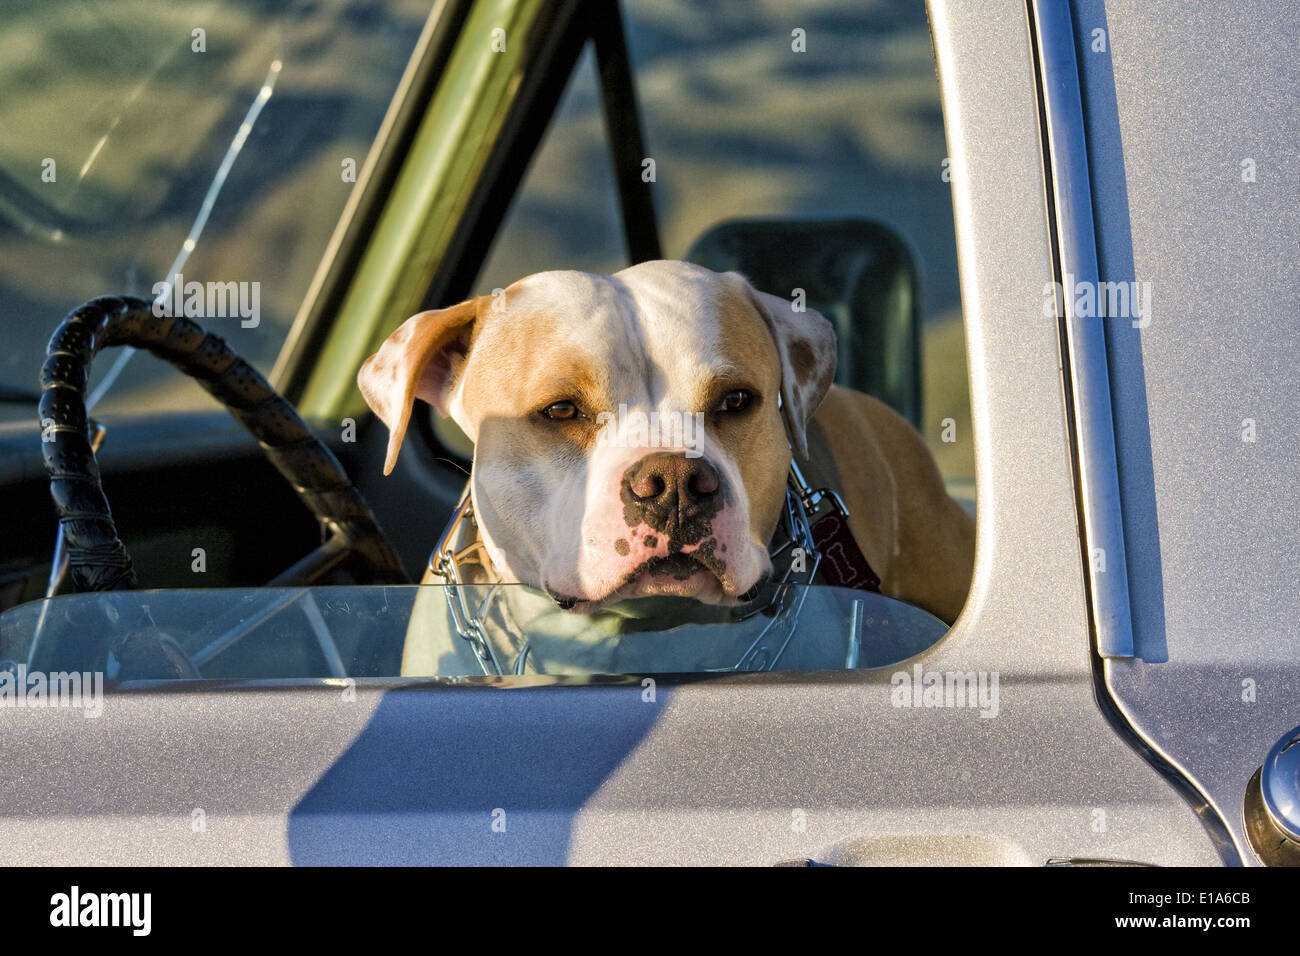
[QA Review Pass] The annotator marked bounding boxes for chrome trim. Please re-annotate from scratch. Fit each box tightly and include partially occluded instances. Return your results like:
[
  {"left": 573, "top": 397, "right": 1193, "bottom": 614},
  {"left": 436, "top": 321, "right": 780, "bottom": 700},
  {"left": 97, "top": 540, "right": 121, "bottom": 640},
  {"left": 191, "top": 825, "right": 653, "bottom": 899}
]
[
  {"left": 1261, "top": 724, "right": 1300, "bottom": 844},
  {"left": 1030, "top": 1, "right": 1135, "bottom": 659}
]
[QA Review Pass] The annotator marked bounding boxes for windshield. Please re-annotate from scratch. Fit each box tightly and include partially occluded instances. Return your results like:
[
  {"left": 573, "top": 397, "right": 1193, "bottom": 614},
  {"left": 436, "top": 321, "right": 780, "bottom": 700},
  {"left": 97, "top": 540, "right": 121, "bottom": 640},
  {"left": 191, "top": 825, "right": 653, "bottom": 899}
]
[
  {"left": 0, "top": 0, "right": 430, "bottom": 421},
  {"left": 0, "top": 584, "right": 947, "bottom": 682}
]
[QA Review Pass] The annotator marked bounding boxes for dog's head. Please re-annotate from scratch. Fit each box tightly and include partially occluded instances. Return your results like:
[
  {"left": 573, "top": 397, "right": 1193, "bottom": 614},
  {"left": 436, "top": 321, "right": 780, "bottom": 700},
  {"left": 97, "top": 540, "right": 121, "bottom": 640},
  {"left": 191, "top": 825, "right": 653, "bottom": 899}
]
[{"left": 358, "top": 260, "right": 836, "bottom": 610}]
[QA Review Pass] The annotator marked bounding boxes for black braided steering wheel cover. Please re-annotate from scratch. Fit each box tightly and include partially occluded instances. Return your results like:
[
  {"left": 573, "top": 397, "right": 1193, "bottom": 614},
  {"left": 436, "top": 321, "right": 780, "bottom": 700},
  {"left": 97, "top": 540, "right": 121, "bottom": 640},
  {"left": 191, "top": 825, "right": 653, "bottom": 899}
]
[{"left": 39, "top": 295, "right": 409, "bottom": 591}]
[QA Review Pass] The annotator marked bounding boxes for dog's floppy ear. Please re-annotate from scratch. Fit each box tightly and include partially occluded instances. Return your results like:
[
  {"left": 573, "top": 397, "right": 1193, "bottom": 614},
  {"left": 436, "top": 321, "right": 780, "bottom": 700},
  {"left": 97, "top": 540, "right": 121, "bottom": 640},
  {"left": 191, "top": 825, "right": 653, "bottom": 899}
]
[
  {"left": 357, "top": 298, "right": 480, "bottom": 475},
  {"left": 728, "top": 274, "right": 837, "bottom": 459}
]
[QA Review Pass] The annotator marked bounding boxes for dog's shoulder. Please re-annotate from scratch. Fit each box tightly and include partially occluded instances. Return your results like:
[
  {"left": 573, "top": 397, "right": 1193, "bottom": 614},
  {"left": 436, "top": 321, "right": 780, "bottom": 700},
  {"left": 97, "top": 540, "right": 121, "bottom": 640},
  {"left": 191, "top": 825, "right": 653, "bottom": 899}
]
[
  {"left": 812, "top": 384, "right": 934, "bottom": 493},
  {"left": 815, "top": 385, "right": 934, "bottom": 482}
]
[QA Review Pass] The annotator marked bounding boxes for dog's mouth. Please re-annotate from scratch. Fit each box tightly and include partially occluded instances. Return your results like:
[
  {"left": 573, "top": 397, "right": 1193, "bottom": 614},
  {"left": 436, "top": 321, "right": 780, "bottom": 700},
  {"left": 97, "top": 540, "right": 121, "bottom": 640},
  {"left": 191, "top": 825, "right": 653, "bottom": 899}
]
[
  {"left": 550, "top": 547, "right": 742, "bottom": 611},
  {"left": 622, "top": 543, "right": 731, "bottom": 592},
  {"left": 605, "top": 549, "right": 723, "bottom": 603},
  {"left": 641, "top": 552, "right": 711, "bottom": 581}
]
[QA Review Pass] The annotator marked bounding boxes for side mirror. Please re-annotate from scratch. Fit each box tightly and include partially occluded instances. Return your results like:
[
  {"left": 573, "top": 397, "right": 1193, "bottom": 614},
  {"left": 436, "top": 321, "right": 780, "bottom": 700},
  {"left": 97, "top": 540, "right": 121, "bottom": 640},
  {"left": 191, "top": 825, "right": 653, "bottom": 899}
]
[{"left": 686, "top": 218, "right": 923, "bottom": 427}]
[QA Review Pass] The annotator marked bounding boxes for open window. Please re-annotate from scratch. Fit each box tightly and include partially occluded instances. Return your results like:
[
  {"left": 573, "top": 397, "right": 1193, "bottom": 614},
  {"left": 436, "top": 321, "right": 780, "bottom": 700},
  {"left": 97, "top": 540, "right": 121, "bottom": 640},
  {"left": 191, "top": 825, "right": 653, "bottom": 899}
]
[
  {"left": 405, "top": 0, "right": 976, "bottom": 674},
  {"left": 0, "top": 0, "right": 976, "bottom": 682}
]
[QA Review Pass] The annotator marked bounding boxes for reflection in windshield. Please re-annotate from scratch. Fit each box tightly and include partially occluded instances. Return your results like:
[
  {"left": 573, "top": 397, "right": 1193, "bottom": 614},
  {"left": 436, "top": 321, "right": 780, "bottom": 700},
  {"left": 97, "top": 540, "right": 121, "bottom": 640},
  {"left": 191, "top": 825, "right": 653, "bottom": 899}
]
[
  {"left": 87, "top": 59, "right": 285, "bottom": 412},
  {"left": 0, "top": 585, "right": 947, "bottom": 682},
  {"left": 0, "top": 0, "right": 431, "bottom": 420}
]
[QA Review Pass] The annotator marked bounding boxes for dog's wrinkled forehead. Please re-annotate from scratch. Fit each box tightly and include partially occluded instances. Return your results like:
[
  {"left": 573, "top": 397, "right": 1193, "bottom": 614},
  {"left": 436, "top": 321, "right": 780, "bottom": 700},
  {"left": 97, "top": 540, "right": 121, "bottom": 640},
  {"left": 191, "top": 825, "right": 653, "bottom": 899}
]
[
  {"left": 477, "top": 261, "right": 774, "bottom": 397},
  {"left": 480, "top": 269, "right": 641, "bottom": 368}
]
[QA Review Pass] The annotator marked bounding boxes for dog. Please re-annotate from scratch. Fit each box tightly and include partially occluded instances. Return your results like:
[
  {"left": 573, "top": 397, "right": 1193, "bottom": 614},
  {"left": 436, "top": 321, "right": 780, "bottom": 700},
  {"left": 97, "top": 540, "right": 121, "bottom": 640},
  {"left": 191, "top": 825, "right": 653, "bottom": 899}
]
[{"left": 358, "top": 260, "right": 974, "bottom": 638}]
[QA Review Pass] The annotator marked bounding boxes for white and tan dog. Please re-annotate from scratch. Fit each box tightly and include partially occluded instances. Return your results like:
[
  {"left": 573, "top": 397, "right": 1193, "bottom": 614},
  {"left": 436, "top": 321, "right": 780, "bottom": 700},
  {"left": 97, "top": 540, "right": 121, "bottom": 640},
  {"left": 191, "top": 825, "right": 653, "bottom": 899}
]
[{"left": 358, "top": 260, "right": 973, "bottom": 627}]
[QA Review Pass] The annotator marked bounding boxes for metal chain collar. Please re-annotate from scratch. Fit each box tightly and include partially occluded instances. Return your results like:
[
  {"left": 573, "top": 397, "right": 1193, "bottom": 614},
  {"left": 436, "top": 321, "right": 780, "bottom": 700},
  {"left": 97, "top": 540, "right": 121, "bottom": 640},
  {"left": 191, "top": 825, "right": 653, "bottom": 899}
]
[{"left": 428, "top": 461, "right": 842, "bottom": 676}]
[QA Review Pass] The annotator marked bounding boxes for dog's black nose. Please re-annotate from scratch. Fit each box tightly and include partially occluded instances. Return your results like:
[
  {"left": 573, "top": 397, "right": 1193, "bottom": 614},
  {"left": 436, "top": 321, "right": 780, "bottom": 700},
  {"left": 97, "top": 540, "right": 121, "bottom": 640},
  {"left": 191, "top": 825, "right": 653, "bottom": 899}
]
[
  {"left": 626, "top": 452, "right": 719, "bottom": 505},
  {"left": 621, "top": 454, "right": 722, "bottom": 539}
]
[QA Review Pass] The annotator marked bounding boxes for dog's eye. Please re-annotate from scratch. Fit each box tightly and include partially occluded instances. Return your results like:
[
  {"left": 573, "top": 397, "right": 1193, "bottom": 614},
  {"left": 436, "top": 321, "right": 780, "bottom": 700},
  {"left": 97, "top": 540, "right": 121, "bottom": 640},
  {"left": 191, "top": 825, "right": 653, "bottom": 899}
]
[
  {"left": 542, "top": 400, "right": 580, "bottom": 421},
  {"left": 715, "top": 389, "right": 752, "bottom": 413}
]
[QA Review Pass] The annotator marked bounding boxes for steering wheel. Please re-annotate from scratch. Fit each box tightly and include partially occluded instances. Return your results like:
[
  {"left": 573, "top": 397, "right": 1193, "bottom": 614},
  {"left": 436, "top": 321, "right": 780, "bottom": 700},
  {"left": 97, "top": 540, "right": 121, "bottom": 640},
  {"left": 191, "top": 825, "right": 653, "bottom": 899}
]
[{"left": 39, "top": 295, "right": 410, "bottom": 595}]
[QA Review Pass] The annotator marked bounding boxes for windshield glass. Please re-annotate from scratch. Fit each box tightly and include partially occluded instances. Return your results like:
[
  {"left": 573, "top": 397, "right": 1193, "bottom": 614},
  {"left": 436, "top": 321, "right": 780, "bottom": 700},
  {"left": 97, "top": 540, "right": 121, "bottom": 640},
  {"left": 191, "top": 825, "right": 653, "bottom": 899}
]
[
  {"left": 0, "top": 0, "right": 430, "bottom": 421},
  {"left": 0, "top": 584, "right": 947, "bottom": 682}
]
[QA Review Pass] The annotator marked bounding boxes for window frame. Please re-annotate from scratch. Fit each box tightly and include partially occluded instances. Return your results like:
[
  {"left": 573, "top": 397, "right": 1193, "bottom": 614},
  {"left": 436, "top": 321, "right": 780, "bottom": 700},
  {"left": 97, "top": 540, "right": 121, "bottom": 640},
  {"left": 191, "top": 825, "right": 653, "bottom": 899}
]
[{"left": 274, "top": 0, "right": 660, "bottom": 423}]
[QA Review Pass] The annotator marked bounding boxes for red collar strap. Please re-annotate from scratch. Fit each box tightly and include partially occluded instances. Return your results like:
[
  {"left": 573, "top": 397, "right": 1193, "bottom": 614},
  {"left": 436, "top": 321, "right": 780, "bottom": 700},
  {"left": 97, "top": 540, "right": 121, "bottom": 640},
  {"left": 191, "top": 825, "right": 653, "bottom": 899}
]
[{"left": 811, "top": 506, "right": 881, "bottom": 592}]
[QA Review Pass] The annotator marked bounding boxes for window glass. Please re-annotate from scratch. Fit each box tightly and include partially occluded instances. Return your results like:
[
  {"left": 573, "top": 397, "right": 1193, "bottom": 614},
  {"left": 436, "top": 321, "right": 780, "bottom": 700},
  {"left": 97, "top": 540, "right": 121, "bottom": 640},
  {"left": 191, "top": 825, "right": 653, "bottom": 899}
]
[
  {"left": 476, "top": 46, "right": 625, "bottom": 291},
  {"left": 0, "top": 0, "right": 431, "bottom": 422}
]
